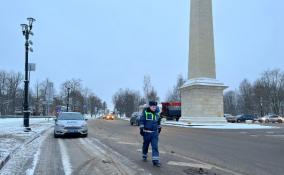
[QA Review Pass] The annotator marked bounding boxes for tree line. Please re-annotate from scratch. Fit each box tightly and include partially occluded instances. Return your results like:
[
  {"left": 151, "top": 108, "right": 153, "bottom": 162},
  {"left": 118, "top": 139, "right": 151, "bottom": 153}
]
[
  {"left": 112, "top": 74, "right": 185, "bottom": 117},
  {"left": 224, "top": 69, "right": 284, "bottom": 116},
  {"left": 0, "top": 70, "right": 106, "bottom": 116},
  {"left": 5, "top": 68, "right": 281, "bottom": 118}
]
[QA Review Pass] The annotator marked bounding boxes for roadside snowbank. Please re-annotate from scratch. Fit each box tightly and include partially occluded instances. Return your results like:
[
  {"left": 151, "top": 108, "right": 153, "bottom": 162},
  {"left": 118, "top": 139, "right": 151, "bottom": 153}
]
[
  {"left": 0, "top": 118, "right": 53, "bottom": 170},
  {"left": 162, "top": 121, "right": 276, "bottom": 129},
  {"left": 120, "top": 117, "right": 130, "bottom": 121}
]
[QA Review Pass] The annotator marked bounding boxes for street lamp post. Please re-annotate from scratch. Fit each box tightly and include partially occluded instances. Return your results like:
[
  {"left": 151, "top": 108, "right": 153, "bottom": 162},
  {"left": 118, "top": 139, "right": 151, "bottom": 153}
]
[
  {"left": 21, "top": 17, "right": 35, "bottom": 130},
  {"left": 67, "top": 87, "right": 70, "bottom": 112},
  {"left": 260, "top": 97, "right": 263, "bottom": 117}
]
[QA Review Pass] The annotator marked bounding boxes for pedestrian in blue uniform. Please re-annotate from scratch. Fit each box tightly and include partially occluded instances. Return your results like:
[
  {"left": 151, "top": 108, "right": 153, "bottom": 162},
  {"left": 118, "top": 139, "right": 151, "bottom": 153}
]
[{"left": 139, "top": 101, "right": 162, "bottom": 167}]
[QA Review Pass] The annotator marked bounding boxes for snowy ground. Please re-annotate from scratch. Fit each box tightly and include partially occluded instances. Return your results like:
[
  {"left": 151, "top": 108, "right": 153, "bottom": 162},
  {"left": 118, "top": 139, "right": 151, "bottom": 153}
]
[
  {"left": 119, "top": 117, "right": 276, "bottom": 129},
  {"left": 0, "top": 118, "right": 53, "bottom": 171},
  {"left": 163, "top": 121, "right": 277, "bottom": 129},
  {"left": 120, "top": 116, "right": 130, "bottom": 121}
]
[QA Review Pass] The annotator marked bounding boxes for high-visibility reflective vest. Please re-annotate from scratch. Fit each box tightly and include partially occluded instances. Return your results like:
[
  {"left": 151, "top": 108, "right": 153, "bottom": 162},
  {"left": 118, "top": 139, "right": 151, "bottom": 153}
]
[{"left": 145, "top": 111, "right": 157, "bottom": 121}]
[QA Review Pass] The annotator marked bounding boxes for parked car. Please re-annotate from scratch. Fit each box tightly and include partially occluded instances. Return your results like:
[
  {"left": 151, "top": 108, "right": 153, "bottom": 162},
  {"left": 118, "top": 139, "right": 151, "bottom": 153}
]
[
  {"left": 54, "top": 112, "right": 88, "bottom": 138},
  {"left": 130, "top": 112, "right": 141, "bottom": 126},
  {"left": 259, "top": 115, "right": 283, "bottom": 123},
  {"left": 236, "top": 114, "right": 258, "bottom": 123},
  {"left": 224, "top": 114, "right": 237, "bottom": 123}
]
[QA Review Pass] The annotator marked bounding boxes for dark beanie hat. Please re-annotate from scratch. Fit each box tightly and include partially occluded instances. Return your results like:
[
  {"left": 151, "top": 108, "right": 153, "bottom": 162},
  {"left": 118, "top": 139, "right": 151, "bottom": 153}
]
[{"left": 149, "top": 101, "right": 157, "bottom": 106}]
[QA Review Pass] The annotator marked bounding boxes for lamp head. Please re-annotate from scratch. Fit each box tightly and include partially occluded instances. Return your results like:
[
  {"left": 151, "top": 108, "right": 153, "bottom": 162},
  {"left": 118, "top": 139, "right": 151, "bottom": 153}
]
[
  {"left": 20, "top": 24, "right": 28, "bottom": 35},
  {"left": 27, "top": 17, "right": 36, "bottom": 30}
]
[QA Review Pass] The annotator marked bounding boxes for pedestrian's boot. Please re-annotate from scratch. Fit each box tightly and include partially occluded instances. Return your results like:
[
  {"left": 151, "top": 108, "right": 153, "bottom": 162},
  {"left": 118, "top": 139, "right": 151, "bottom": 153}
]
[
  {"left": 142, "top": 155, "right": 147, "bottom": 162},
  {"left": 153, "top": 161, "right": 161, "bottom": 167}
]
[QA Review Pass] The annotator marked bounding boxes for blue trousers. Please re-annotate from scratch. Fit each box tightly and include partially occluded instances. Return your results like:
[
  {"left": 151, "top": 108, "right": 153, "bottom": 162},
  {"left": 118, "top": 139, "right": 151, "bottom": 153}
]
[{"left": 142, "top": 131, "right": 159, "bottom": 162}]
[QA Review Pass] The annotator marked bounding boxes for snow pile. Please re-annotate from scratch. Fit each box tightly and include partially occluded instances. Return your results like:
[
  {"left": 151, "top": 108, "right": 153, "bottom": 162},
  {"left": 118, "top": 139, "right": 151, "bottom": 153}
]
[
  {"left": 0, "top": 118, "right": 53, "bottom": 168},
  {"left": 162, "top": 121, "right": 276, "bottom": 129},
  {"left": 120, "top": 116, "right": 130, "bottom": 121}
]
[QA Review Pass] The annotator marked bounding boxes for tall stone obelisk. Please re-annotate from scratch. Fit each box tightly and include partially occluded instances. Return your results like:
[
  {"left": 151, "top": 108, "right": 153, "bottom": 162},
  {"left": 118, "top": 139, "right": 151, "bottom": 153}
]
[{"left": 180, "top": 0, "right": 227, "bottom": 123}]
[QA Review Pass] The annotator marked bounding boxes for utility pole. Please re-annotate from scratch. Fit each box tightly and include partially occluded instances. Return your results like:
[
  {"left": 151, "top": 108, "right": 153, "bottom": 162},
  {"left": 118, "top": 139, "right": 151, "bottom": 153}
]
[
  {"left": 260, "top": 97, "right": 263, "bottom": 117},
  {"left": 67, "top": 87, "right": 70, "bottom": 112},
  {"left": 20, "top": 17, "right": 35, "bottom": 131}
]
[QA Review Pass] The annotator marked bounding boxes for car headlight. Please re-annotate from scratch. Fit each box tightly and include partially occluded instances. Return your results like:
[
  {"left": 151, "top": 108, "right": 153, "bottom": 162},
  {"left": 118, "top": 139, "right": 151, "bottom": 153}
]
[{"left": 56, "top": 124, "right": 65, "bottom": 127}]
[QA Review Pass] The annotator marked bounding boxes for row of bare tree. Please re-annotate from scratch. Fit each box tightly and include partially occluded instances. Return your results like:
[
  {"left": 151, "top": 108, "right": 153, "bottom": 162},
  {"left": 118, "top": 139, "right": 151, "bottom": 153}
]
[
  {"left": 0, "top": 71, "right": 23, "bottom": 115},
  {"left": 112, "top": 75, "right": 160, "bottom": 117},
  {"left": 0, "top": 70, "right": 106, "bottom": 116},
  {"left": 112, "top": 75, "right": 185, "bottom": 117},
  {"left": 224, "top": 69, "right": 284, "bottom": 116}
]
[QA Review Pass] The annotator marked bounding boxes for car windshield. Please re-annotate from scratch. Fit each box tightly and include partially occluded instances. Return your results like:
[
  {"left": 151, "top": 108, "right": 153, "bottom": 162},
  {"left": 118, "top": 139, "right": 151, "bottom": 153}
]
[{"left": 58, "top": 113, "right": 84, "bottom": 120}]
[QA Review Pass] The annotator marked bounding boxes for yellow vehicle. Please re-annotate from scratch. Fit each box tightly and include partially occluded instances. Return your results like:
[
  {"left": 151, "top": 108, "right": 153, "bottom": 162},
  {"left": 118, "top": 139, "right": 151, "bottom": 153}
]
[{"left": 103, "top": 114, "right": 115, "bottom": 120}]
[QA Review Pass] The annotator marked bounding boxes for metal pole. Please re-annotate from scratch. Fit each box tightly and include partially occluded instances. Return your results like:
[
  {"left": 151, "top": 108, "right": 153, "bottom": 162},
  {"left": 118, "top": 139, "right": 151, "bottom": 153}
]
[
  {"left": 260, "top": 97, "right": 263, "bottom": 117},
  {"left": 67, "top": 88, "right": 70, "bottom": 112},
  {"left": 23, "top": 36, "right": 30, "bottom": 129}
]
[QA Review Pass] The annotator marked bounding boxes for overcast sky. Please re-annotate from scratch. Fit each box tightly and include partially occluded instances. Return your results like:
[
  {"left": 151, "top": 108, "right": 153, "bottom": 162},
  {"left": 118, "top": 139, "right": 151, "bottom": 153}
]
[{"left": 1, "top": 0, "right": 283, "bottom": 109}]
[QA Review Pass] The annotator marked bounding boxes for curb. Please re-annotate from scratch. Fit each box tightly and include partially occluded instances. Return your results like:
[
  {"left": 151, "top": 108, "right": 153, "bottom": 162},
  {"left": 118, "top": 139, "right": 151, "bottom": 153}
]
[{"left": 0, "top": 126, "right": 52, "bottom": 170}]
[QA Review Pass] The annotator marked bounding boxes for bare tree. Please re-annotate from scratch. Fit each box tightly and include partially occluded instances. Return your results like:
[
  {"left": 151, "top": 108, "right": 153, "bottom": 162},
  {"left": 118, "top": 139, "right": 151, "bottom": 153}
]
[
  {"left": 143, "top": 75, "right": 159, "bottom": 102},
  {"left": 6, "top": 72, "right": 23, "bottom": 114},
  {"left": 88, "top": 93, "right": 103, "bottom": 116},
  {"left": 223, "top": 69, "right": 284, "bottom": 116},
  {"left": 143, "top": 75, "right": 151, "bottom": 102},
  {"left": 0, "top": 71, "right": 8, "bottom": 115},
  {"left": 147, "top": 87, "right": 159, "bottom": 102},
  {"left": 165, "top": 74, "right": 185, "bottom": 102},
  {"left": 256, "top": 69, "right": 284, "bottom": 115},
  {"left": 38, "top": 79, "right": 54, "bottom": 115},
  {"left": 238, "top": 79, "right": 255, "bottom": 114},
  {"left": 223, "top": 90, "right": 238, "bottom": 115},
  {"left": 60, "top": 79, "right": 83, "bottom": 112},
  {"left": 102, "top": 101, "right": 107, "bottom": 114},
  {"left": 113, "top": 88, "right": 142, "bottom": 117}
]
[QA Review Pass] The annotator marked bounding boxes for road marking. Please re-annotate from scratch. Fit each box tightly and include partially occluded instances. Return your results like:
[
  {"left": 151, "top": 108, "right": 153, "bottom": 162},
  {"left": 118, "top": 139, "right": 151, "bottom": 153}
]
[
  {"left": 58, "top": 139, "right": 72, "bottom": 175},
  {"left": 265, "top": 134, "right": 284, "bottom": 138},
  {"left": 239, "top": 131, "right": 247, "bottom": 134},
  {"left": 167, "top": 161, "right": 212, "bottom": 169},
  {"left": 117, "top": 141, "right": 139, "bottom": 145},
  {"left": 25, "top": 129, "right": 49, "bottom": 175},
  {"left": 249, "top": 135, "right": 259, "bottom": 137},
  {"left": 266, "top": 131, "right": 274, "bottom": 134},
  {"left": 136, "top": 149, "right": 166, "bottom": 154}
]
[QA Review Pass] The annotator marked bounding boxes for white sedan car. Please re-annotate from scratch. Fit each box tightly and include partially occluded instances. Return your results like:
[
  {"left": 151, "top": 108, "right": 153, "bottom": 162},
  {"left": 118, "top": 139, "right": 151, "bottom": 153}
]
[
  {"left": 54, "top": 112, "right": 88, "bottom": 138},
  {"left": 258, "top": 115, "right": 283, "bottom": 123}
]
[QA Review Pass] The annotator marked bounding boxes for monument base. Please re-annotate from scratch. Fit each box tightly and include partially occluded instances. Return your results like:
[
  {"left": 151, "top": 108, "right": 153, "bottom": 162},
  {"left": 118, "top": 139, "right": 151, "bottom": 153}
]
[{"left": 180, "top": 78, "right": 228, "bottom": 123}]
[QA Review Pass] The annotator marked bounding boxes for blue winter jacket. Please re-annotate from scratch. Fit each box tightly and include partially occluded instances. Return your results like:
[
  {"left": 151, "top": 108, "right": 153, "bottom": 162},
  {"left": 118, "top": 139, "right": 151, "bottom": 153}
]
[{"left": 140, "top": 107, "right": 161, "bottom": 132}]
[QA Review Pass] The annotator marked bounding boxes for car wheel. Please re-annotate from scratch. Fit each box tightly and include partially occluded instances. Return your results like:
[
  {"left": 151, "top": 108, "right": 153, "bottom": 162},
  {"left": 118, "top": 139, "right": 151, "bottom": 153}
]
[
  {"left": 237, "top": 119, "right": 241, "bottom": 123},
  {"left": 82, "top": 133, "right": 88, "bottom": 138},
  {"left": 278, "top": 120, "right": 283, "bottom": 123},
  {"left": 54, "top": 132, "right": 59, "bottom": 138},
  {"left": 130, "top": 122, "right": 134, "bottom": 126},
  {"left": 265, "top": 119, "right": 269, "bottom": 123}
]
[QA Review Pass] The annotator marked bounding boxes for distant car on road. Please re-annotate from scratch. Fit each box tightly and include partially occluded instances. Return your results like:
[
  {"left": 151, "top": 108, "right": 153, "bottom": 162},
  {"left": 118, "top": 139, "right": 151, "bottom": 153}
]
[
  {"left": 224, "top": 114, "right": 237, "bottom": 123},
  {"left": 236, "top": 114, "right": 258, "bottom": 123},
  {"left": 130, "top": 112, "right": 141, "bottom": 126},
  {"left": 103, "top": 114, "right": 115, "bottom": 120},
  {"left": 54, "top": 112, "right": 88, "bottom": 138},
  {"left": 259, "top": 115, "right": 283, "bottom": 123}
]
